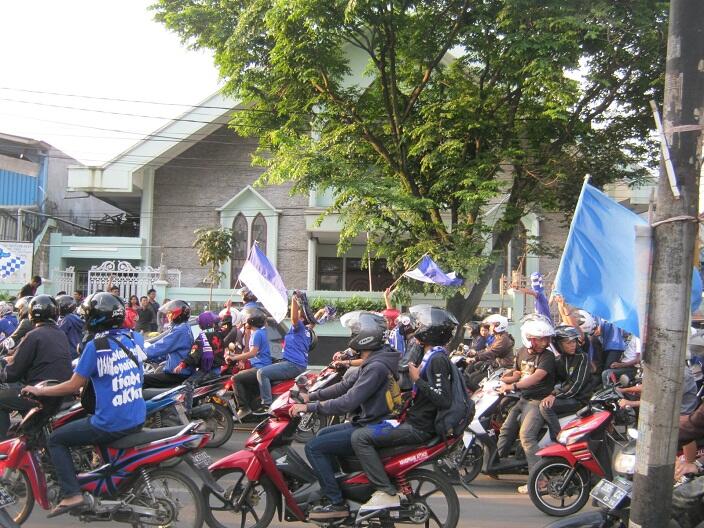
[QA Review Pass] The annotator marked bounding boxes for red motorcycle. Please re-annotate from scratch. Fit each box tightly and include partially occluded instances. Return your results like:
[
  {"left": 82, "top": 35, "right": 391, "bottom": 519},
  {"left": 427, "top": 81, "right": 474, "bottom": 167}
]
[
  {"left": 0, "top": 389, "right": 214, "bottom": 527},
  {"left": 526, "top": 385, "right": 632, "bottom": 517},
  {"left": 201, "top": 389, "right": 461, "bottom": 528}
]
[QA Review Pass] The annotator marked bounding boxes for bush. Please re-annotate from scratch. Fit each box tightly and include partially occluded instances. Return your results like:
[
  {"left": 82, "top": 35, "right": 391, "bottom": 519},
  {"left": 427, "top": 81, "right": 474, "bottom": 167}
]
[{"left": 309, "top": 296, "right": 385, "bottom": 314}]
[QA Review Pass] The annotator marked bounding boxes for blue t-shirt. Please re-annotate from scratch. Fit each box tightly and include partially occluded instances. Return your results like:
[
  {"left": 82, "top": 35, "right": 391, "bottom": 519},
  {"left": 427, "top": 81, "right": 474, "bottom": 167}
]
[
  {"left": 283, "top": 321, "right": 311, "bottom": 368},
  {"left": 0, "top": 315, "right": 18, "bottom": 342},
  {"left": 76, "top": 329, "right": 147, "bottom": 432},
  {"left": 599, "top": 321, "right": 626, "bottom": 351},
  {"left": 387, "top": 327, "right": 406, "bottom": 356},
  {"left": 249, "top": 327, "right": 272, "bottom": 369}
]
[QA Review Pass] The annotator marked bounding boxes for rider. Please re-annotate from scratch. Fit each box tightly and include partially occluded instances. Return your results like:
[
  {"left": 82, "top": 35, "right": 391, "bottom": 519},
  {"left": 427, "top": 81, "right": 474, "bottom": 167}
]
[
  {"left": 465, "top": 314, "right": 515, "bottom": 391},
  {"left": 0, "top": 302, "right": 18, "bottom": 346},
  {"left": 256, "top": 293, "right": 318, "bottom": 410},
  {"left": 143, "top": 300, "right": 194, "bottom": 388},
  {"left": 350, "top": 305, "right": 458, "bottom": 511},
  {"left": 496, "top": 316, "right": 556, "bottom": 493},
  {"left": 174, "top": 310, "right": 225, "bottom": 383},
  {"left": 56, "top": 294, "right": 84, "bottom": 358},
  {"left": 288, "top": 311, "right": 399, "bottom": 520},
  {"left": 1, "top": 296, "right": 34, "bottom": 353},
  {"left": 229, "top": 307, "right": 272, "bottom": 418},
  {"left": 0, "top": 295, "right": 73, "bottom": 440},
  {"left": 540, "top": 325, "right": 591, "bottom": 441},
  {"left": 22, "top": 292, "right": 146, "bottom": 517}
]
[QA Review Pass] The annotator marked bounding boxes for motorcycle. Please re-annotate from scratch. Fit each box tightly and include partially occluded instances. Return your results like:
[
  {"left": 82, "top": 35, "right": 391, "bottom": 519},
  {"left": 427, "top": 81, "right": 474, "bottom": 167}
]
[
  {"left": 527, "top": 384, "right": 635, "bottom": 517},
  {"left": 200, "top": 388, "right": 461, "bottom": 528},
  {"left": 435, "top": 367, "right": 575, "bottom": 485},
  {"left": 0, "top": 386, "right": 216, "bottom": 526}
]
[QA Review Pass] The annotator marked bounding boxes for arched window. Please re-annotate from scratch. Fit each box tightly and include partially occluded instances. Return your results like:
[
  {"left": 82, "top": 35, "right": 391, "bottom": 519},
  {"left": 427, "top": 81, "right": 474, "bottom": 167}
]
[
  {"left": 251, "top": 213, "right": 267, "bottom": 254},
  {"left": 231, "top": 214, "right": 248, "bottom": 287}
]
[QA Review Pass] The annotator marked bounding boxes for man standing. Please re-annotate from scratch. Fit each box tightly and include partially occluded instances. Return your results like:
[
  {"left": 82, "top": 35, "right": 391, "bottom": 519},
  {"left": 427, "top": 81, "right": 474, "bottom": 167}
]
[
  {"left": 147, "top": 289, "right": 160, "bottom": 331},
  {"left": 18, "top": 275, "right": 41, "bottom": 298}
]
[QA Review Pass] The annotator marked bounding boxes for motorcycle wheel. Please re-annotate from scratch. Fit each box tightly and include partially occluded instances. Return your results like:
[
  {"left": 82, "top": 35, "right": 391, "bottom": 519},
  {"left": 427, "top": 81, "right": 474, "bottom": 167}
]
[
  {"left": 405, "top": 468, "right": 460, "bottom": 528},
  {"left": 527, "top": 457, "right": 591, "bottom": 517},
  {"left": 131, "top": 468, "right": 204, "bottom": 528},
  {"left": 204, "top": 404, "right": 235, "bottom": 448},
  {"left": 433, "top": 442, "right": 484, "bottom": 485},
  {"left": 294, "top": 412, "right": 321, "bottom": 443},
  {"left": 202, "top": 469, "right": 277, "bottom": 528},
  {"left": 0, "top": 469, "right": 33, "bottom": 525}
]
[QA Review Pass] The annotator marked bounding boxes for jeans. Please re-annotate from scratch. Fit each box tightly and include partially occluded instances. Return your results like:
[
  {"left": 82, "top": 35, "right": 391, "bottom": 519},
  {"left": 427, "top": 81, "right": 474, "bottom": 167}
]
[
  {"left": 351, "top": 422, "right": 432, "bottom": 495},
  {"left": 48, "top": 417, "right": 142, "bottom": 497},
  {"left": 305, "top": 422, "right": 358, "bottom": 504},
  {"left": 602, "top": 350, "right": 624, "bottom": 372},
  {"left": 257, "top": 361, "right": 306, "bottom": 406},
  {"left": 233, "top": 368, "right": 259, "bottom": 410},
  {"left": 540, "top": 398, "right": 583, "bottom": 441},
  {"left": 496, "top": 398, "right": 545, "bottom": 472},
  {"left": 0, "top": 386, "right": 39, "bottom": 440},
  {"left": 601, "top": 367, "right": 636, "bottom": 387}
]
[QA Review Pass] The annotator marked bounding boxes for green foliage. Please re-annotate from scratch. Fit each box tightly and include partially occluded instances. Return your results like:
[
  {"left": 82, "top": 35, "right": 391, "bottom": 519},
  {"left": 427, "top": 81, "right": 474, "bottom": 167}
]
[
  {"left": 193, "top": 226, "right": 233, "bottom": 307},
  {"left": 0, "top": 292, "right": 13, "bottom": 302},
  {"left": 154, "top": 0, "right": 667, "bottom": 326},
  {"left": 309, "top": 296, "right": 385, "bottom": 314}
]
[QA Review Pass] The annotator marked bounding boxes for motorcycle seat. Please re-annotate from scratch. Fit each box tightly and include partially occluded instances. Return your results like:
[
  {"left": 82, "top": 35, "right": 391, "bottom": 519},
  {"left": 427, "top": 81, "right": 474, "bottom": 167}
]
[
  {"left": 338, "top": 437, "right": 443, "bottom": 473},
  {"left": 143, "top": 387, "right": 178, "bottom": 400},
  {"left": 105, "top": 426, "right": 185, "bottom": 449}
]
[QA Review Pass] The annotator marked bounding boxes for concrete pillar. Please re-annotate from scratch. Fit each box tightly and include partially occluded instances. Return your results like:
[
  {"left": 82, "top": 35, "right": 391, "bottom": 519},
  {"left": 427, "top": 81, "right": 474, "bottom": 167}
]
[
  {"left": 139, "top": 168, "right": 155, "bottom": 267},
  {"left": 307, "top": 236, "right": 317, "bottom": 291}
]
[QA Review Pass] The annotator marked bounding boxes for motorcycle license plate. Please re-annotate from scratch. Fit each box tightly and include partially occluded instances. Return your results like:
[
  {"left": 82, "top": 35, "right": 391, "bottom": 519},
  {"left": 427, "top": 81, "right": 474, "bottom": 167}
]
[
  {"left": 0, "top": 485, "right": 15, "bottom": 509},
  {"left": 189, "top": 450, "right": 213, "bottom": 469},
  {"left": 590, "top": 477, "right": 631, "bottom": 510}
]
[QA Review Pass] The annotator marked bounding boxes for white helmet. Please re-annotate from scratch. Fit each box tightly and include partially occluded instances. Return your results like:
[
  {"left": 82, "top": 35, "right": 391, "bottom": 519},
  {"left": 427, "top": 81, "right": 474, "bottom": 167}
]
[
  {"left": 0, "top": 302, "right": 12, "bottom": 318},
  {"left": 521, "top": 318, "right": 555, "bottom": 348},
  {"left": 575, "top": 310, "right": 596, "bottom": 335},
  {"left": 483, "top": 314, "right": 509, "bottom": 333}
]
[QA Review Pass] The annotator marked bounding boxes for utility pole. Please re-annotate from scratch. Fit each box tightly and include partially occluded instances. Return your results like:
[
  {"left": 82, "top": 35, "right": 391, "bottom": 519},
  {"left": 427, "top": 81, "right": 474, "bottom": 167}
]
[{"left": 630, "top": 1, "right": 704, "bottom": 527}]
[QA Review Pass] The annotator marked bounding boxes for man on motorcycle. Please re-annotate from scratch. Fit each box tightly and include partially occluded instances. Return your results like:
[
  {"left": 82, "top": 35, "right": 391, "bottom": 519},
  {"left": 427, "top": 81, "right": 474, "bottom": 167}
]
[
  {"left": 350, "top": 305, "right": 458, "bottom": 511},
  {"left": 497, "top": 317, "right": 556, "bottom": 493},
  {"left": 288, "top": 311, "right": 398, "bottom": 520},
  {"left": 22, "top": 292, "right": 146, "bottom": 517},
  {"left": 540, "top": 325, "right": 591, "bottom": 441},
  {"left": 173, "top": 311, "right": 225, "bottom": 381},
  {"left": 56, "top": 295, "right": 84, "bottom": 358},
  {"left": 465, "top": 314, "right": 515, "bottom": 391},
  {"left": 0, "top": 295, "right": 73, "bottom": 440},
  {"left": 0, "top": 302, "right": 18, "bottom": 347},
  {"left": 143, "top": 300, "right": 194, "bottom": 388},
  {"left": 1, "top": 297, "right": 34, "bottom": 353},
  {"left": 229, "top": 307, "right": 272, "bottom": 418}
]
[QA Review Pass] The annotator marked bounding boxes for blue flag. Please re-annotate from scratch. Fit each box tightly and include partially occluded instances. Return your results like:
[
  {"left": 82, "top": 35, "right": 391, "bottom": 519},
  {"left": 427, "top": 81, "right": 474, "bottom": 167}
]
[
  {"left": 554, "top": 183, "right": 649, "bottom": 337},
  {"left": 404, "top": 256, "right": 464, "bottom": 287},
  {"left": 530, "top": 272, "right": 552, "bottom": 320}
]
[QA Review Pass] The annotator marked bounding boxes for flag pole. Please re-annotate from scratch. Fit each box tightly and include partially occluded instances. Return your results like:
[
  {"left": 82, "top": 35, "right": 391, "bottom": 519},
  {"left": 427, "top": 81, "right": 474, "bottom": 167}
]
[{"left": 387, "top": 252, "right": 430, "bottom": 291}]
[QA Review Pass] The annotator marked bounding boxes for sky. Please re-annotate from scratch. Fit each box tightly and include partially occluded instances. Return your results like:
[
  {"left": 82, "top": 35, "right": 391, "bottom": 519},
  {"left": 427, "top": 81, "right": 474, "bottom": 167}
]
[{"left": 0, "top": 0, "right": 222, "bottom": 165}]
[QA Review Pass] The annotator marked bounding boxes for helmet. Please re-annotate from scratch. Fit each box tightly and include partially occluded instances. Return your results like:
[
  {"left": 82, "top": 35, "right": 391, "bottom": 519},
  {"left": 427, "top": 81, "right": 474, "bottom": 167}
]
[
  {"left": 0, "top": 302, "right": 12, "bottom": 318},
  {"left": 575, "top": 310, "right": 596, "bottom": 335},
  {"left": 553, "top": 325, "right": 581, "bottom": 354},
  {"left": 159, "top": 300, "right": 191, "bottom": 324},
  {"left": 396, "top": 313, "right": 416, "bottom": 336},
  {"left": 55, "top": 295, "right": 77, "bottom": 317},
  {"left": 409, "top": 304, "right": 459, "bottom": 346},
  {"left": 81, "top": 292, "right": 125, "bottom": 331},
  {"left": 483, "top": 313, "right": 509, "bottom": 333},
  {"left": 521, "top": 318, "right": 555, "bottom": 348},
  {"left": 15, "top": 296, "right": 33, "bottom": 320},
  {"left": 198, "top": 311, "right": 220, "bottom": 330},
  {"left": 28, "top": 295, "right": 59, "bottom": 323},
  {"left": 341, "top": 311, "right": 388, "bottom": 351},
  {"left": 239, "top": 287, "right": 258, "bottom": 303},
  {"left": 242, "top": 307, "right": 267, "bottom": 328}
]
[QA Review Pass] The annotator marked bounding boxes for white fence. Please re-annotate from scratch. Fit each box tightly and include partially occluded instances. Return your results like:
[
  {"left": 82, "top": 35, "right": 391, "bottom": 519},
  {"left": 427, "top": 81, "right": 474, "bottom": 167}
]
[
  {"left": 87, "top": 261, "right": 181, "bottom": 299},
  {"left": 53, "top": 266, "right": 76, "bottom": 294}
]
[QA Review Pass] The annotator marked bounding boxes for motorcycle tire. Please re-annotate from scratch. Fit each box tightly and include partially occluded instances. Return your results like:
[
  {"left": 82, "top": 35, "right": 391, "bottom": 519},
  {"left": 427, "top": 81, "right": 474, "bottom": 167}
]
[
  {"left": 528, "top": 457, "right": 591, "bottom": 517},
  {"left": 294, "top": 412, "right": 322, "bottom": 443},
  {"left": 131, "top": 468, "right": 204, "bottom": 528},
  {"left": 205, "top": 404, "right": 235, "bottom": 448},
  {"left": 405, "top": 468, "right": 460, "bottom": 528},
  {"left": 202, "top": 469, "right": 277, "bottom": 528},
  {"left": 0, "top": 469, "right": 33, "bottom": 525},
  {"left": 433, "top": 442, "right": 484, "bottom": 485}
]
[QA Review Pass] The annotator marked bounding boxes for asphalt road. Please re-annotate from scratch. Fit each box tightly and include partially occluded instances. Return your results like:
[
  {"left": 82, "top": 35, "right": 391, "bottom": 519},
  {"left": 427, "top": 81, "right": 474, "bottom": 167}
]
[{"left": 24, "top": 430, "right": 566, "bottom": 528}]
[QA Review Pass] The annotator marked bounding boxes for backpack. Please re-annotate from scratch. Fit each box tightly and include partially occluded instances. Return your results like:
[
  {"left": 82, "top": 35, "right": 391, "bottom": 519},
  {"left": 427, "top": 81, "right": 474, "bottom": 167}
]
[
  {"left": 428, "top": 353, "right": 475, "bottom": 439},
  {"left": 384, "top": 372, "right": 404, "bottom": 415}
]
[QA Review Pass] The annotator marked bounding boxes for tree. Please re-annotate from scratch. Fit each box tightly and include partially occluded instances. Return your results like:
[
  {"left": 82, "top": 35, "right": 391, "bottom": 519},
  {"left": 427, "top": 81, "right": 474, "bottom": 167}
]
[
  {"left": 193, "top": 226, "right": 233, "bottom": 309},
  {"left": 155, "top": 0, "right": 667, "bottom": 336}
]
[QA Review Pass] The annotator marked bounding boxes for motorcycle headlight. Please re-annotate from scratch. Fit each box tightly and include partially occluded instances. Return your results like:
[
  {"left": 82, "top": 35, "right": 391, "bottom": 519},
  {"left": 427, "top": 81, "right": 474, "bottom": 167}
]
[{"left": 613, "top": 452, "right": 636, "bottom": 475}]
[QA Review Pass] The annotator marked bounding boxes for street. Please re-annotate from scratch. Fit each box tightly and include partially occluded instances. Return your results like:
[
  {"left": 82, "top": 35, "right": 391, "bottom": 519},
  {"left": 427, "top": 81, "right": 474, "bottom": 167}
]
[{"left": 24, "top": 430, "right": 571, "bottom": 528}]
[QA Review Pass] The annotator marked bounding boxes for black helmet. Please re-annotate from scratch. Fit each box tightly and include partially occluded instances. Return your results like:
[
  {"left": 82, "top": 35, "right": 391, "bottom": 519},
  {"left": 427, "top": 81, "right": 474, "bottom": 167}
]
[
  {"left": 409, "top": 304, "right": 458, "bottom": 346},
  {"left": 55, "top": 295, "right": 77, "bottom": 317},
  {"left": 81, "top": 292, "right": 125, "bottom": 331},
  {"left": 341, "top": 311, "right": 387, "bottom": 352},
  {"left": 239, "top": 287, "right": 258, "bottom": 304},
  {"left": 554, "top": 325, "right": 581, "bottom": 354},
  {"left": 242, "top": 307, "right": 267, "bottom": 328},
  {"left": 158, "top": 300, "right": 191, "bottom": 324},
  {"left": 15, "top": 296, "right": 33, "bottom": 320},
  {"left": 28, "top": 295, "right": 59, "bottom": 323}
]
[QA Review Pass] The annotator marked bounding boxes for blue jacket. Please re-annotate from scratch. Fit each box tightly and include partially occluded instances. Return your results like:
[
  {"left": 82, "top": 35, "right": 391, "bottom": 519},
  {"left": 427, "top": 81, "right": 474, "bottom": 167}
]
[
  {"left": 58, "top": 313, "right": 84, "bottom": 358},
  {"left": 146, "top": 323, "right": 194, "bottom": 375},
  {"left": 0, "top": 315, "right": 18, "bottom": 343}
]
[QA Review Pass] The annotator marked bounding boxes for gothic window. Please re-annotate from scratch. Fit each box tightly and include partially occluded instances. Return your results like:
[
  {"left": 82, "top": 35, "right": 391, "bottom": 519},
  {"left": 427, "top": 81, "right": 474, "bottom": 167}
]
[
  {"left": 251, "top": 213, "right": 267, "bottom": 254},
  {"left": 231, "top": 214, "right": 248, "bottom": 287}
]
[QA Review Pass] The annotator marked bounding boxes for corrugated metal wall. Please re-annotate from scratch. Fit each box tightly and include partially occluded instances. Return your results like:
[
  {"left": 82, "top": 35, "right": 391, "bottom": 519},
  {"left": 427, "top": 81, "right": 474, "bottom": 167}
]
[{"left": 0, "top": 170, "right": 37, "bottom": 206}]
